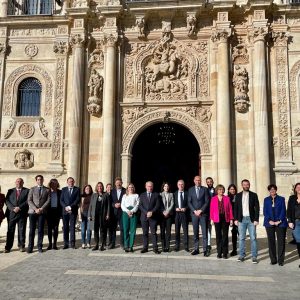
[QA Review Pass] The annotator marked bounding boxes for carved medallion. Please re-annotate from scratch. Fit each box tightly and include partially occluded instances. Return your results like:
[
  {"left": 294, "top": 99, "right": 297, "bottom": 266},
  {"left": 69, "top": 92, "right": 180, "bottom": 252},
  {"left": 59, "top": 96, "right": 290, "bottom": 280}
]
[
  {"left": 19, "top": 123, "right": 35, "bottom": 139},
  {"left": 14, "top": 149, "right": 34, "bottom": 169},
  {"left": 25, "top": 44, "right": 38, "bottom": 58}
]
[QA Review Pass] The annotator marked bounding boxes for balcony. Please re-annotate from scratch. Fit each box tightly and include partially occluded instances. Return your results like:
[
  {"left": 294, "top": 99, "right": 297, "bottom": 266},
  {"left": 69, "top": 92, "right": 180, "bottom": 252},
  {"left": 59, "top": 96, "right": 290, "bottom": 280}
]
[{"left": 7, "top": 0, "right": 62, "bottom": 16}]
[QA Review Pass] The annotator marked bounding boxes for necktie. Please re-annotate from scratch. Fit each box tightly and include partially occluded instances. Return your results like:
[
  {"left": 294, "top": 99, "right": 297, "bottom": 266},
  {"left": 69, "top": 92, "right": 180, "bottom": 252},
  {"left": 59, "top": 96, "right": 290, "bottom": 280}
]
[
  {"left": 39, "top": 187, "right": 42, "bottom": 197},
  {"left": 148, "top": 193, "right": 151, "bottom": 202},
  {"left": 69, "top": 188, "right": 72, "bottom": 196},
  {"left": 16, "top": 189, "right": 21, "bottom": 204},
  {"left": 180, "top": 192, "right": 183, "bottom": 209},
  {"left": 196, "top": 187, "right": 200, "bottom": 199}
]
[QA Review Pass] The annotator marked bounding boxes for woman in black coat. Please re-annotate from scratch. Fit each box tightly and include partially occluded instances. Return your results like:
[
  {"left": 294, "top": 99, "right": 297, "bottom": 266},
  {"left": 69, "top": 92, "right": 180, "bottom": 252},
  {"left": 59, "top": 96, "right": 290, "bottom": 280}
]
[
  {"left": 88, "top": 182, "right": 110, "bottom": 251},
  {"left": 287, "top": 182, "right": 300, "bottom": 268}
]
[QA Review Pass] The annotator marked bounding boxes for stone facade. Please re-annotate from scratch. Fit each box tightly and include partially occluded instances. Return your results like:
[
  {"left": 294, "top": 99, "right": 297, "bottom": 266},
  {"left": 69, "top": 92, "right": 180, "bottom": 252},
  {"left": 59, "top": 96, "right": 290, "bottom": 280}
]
[{"left": 0, "top": 0, "right": 300, "bottom": 200}]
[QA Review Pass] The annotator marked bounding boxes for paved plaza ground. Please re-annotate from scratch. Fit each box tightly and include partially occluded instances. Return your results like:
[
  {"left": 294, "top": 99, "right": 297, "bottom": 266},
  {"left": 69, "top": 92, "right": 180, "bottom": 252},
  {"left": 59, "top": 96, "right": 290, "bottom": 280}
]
[{"left": 0, "top": 218, "right": 299, "bottom": 300}]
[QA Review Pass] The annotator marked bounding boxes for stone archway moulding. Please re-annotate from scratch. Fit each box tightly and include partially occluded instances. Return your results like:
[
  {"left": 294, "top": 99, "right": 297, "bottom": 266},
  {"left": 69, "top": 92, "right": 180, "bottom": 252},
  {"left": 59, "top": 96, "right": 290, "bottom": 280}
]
[
  {"left": 2, "top": 64, "right": 53, "bottom": 117},
  {"left": 122, "top": 109, "right": 211, "bottom": 155},
  {"left": 290, "top": 60, "right": 300, "bottom": 111}
]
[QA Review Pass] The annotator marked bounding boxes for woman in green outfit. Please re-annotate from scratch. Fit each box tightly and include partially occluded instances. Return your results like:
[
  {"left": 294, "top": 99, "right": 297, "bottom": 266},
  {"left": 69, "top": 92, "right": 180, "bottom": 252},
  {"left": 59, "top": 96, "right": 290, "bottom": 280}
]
[{"left": 121, "top": 183, "right": 140, "bottom": 252}]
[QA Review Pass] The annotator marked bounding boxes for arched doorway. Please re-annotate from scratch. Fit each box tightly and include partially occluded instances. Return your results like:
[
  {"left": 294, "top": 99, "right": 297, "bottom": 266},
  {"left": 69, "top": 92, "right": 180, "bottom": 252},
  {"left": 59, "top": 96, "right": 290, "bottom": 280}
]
[{"left": 131, "top": 122, "right": 200, "bottom": 194}]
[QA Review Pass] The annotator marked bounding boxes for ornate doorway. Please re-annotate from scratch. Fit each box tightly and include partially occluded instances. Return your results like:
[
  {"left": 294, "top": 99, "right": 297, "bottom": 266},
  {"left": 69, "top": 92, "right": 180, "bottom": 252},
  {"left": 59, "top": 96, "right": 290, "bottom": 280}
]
[{"left": 131, "top": 122, "right": 200, "bottom": 194}]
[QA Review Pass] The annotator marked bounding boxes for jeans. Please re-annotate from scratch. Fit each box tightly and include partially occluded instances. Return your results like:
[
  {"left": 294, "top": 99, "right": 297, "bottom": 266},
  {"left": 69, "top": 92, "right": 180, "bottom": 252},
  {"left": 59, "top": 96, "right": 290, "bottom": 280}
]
[
  {"left": 238, "top": 216, "right": 258, "bottom": 258},
  {"left": 81, "top": 214, "right": 91, "bottom": 245},
  {"left": 293, "top": 220, "right": 300, "bottom": 243}
]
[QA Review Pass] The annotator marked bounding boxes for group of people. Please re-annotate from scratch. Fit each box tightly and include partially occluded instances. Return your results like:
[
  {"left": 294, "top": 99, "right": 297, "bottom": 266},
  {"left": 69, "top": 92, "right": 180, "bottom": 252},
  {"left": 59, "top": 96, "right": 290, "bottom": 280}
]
[{"left": 0, "top": 175, "right": 300, "bottom": 268}]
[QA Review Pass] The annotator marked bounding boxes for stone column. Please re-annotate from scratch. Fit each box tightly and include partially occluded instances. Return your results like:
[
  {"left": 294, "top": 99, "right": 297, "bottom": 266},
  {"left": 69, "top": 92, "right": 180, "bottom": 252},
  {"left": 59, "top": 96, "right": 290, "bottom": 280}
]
[
  {"left": 101, "top": 34, "right": 117, "bottom": 185},
  {"left": 0, "top": 0, "right": 8, "bottom": 18},
  {"left": 252, "top": 27, "right": 270, "bottom": 198},
  {"left": 212, "top": 29, "right": 232, "bottom": 188},
  {"left": 69, "top": 34, "right": 85, "bottom": 182},
  {"left": 121, "top": 153, "right": 132, "bottom": 187}
]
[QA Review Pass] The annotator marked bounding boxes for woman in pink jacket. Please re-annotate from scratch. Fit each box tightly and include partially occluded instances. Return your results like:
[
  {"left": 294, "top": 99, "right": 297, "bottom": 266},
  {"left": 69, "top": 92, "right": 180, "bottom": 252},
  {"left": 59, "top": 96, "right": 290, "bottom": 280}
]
[{"left": 210, "top": 184, "right": 233, "bottom": 259}]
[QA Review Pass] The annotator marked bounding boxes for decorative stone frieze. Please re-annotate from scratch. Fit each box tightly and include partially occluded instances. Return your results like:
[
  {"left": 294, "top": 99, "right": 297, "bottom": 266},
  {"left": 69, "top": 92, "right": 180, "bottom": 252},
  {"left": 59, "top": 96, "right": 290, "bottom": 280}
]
[{"left": 14, "top": 149, "right": 34, "bottom": 169}]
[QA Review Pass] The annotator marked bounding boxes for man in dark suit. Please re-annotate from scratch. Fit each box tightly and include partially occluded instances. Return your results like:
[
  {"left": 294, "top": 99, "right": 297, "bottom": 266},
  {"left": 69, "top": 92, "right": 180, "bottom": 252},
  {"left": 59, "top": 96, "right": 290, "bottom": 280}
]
[
  {"left": 109, "top": 177, "right": 126, "bottom": 249},
  {"left": 234, "top": 179, "right": 260, "bottom": 264},
  {"left": 27, "top": 175, "right": 50, "bottom": 253},
  {"left": 188, "top": 175, "right": 210, "bottom": 256},
  {"left": 174, "top": 179, "right": 189, "bottom": 252},
  {"left": 206, "top": 176, "right": 215, "bottom": 256},
  {"left": 60, "top": 177, "right": 80, "bottom": 249},
  {"left": 5, "top": 178, "right": 29, "bottom": 253},
  {"left": 139, "top": 181, "right": 161, "bottom": 254}
]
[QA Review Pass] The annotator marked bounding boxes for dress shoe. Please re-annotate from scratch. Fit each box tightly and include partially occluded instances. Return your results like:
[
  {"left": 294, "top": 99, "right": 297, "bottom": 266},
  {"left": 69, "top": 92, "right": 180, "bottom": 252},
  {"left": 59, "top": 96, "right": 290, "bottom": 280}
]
[
  {"left": 92, "top": 245, "right": 99, "bottom": 251},
  {"left": 4, "top": 249, "right": 10, "bottom": 253},
  {"left": 108, "top": 244, "right": 115, "bottom": 249},
  {"left": 100, "top": 245, "right": 105, "bottom": 251},
  {"left": 153, "top": 249, "right": 161, "bottom": 254},
  {"left": 270, "top": 261, "right": 277, "bottom": 265},
  {"left": 63, "top": 245, "right": 69, "bottom": 250},
  {"left": 278, "top": 262, "right": 284, "bottom": 266},
  {"left": 124, "top": 248, "right": 130, "bottom": 253},
  {"left": 163, "top": 248, "right": 169, "bottom": 253},
  {"left": 47, "top": 245, "right": 52, "bottom": 250},
  {"left": 185, "top": 248, "right": 190, "bottom": 253},
  {"left": 223, "top": 255, "right": 228, "bottom": 259},
  {"left": 52, "top": 245, "right": 58, "bottom": 250},
  {"left": 204, "top": 251, "right": 210, "bottom": 257},
  {"left": 38, "top": 249, "right": 43, "bottom": 253},
  {"left": 140, "top": 248, "right": 148, "bottom": 253},
  {"left": 174, "top": 247, "right": 179, "bottom": 252},
  {"left": 27, "top": 249, "right": 33, "bottom": 254},
  {"left": 217, "top": 254, "right": 222, "bottom": 259},
  {"left": 191, "top": 250, "right": 199, "bottom": 256},
  {"left": 71, "top": 244, "right": 76, "bottom": 249},
  {"left": 230, "top": 250, "right": 237, "bottom": 257}
]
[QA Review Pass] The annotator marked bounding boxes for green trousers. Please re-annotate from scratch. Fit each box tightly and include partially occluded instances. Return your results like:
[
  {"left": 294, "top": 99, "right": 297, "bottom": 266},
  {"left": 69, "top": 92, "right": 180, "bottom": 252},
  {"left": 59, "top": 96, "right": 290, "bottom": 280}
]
[{"left": 122, "top": 211, "right": 137, "bottom": 248}]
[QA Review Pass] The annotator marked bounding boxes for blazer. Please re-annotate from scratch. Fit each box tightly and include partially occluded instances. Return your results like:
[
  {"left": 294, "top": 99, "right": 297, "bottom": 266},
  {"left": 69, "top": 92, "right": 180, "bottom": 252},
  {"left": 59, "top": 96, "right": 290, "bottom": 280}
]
[
  {"left": 234, "top": 190, "right": 260, "bottom": 223},
  {"left": 210, "top": 195, "right": 233, "bottom": 223},
  {"left": 139, "top": 192, "right": 161, "bottom": 221},
  {"left": 263, "top": 195, "right": 287, "bottom": 228},
  {"left": 160, "top": 191, "right": 174, "bottom": 215},
  {"left": 287, "top": 195, "right": 300, "bottom": 226},
  {"left": 0, "top": 193, "right": 5, "bottom": 224},
  {"left": 5, "top": 187, "right": 29, "bottom": 218},
  {"left": 88, "top": 192, "right": 110, "bottom": 230},
  {"left": 188, "top": 185, "right": 210, "bottom": 215},
  {"left": 174, "top": 190, "right": 189, "bottom": 210},
  {"left": 111, "top": 187, "right": 126, "bottom": 217},
  {"left": 60, "top": 186, "right": 80, "bottom": 215},
  {"left": 27, "top": 186, "right": 51, "bottom": 214}
]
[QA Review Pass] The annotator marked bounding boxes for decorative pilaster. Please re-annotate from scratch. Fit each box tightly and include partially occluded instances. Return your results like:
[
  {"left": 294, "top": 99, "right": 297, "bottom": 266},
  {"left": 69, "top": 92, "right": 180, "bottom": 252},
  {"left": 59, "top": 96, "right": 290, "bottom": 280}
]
[
  {"left": 211, "top": 12, "right": 232, "bottom": 189},
  {"left": 251, "top": 13, "right": 271, "bottom": 198},
  {"left": 68, "top": 32, "right": 86, "bottom": 182},
  {"left": 0, "top": 0, "right": 8, "bottom": 18},
  {"left": 272, "top": 28, "right": 297, "bottom": 174},
  {"left": 0, "top": 32, "right": 7, "bottom": 139},
  {"left": 101, "top": 33, "right": 117, "bottom": 185}
]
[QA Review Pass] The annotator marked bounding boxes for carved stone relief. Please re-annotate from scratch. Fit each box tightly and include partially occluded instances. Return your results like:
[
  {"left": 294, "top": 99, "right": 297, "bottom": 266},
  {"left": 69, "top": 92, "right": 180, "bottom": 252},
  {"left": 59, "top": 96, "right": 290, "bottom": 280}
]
[
  {"left": 19, "top": 123, "right": 35, "bottom": 139},
  {"left": 232, "top": 65, "right": 249, "bottom": 113},
  {"left": 187, "top": 14, "right": 197, "bottom": 37},
  {"left": 136, "top": 16, "right": 146, "bottom": 39},
  {"left": 0, "top": 42, "right": 7, "bottom": 55},
  {"left": 72, "top": 0, "right": 89, "bottom": 8},
  {"left": 39, "top": 118, "right": 49, "bottom": 138},
  {"left": 2, "top": 65, "right": 53, "bottom": 116},
  {"left": 24, "top": 44, "right": 38, "bottom": 58},
  {"left": 14, "top": 149, "right": 34, "bottom": 169},
  {"left": 0, "top": 142, "right": 51, "bottom": 148},
  {"left": 289, "top": 60, "right": 300, "bottom": 111},
  {"left": 87, "top": 69, "right": 104, "bottom": 116},
  {"left": 125, "top": 37, "right": 208, "bottom": 102},
  {"left": 88, "top": 41, "right": 104, "bottom": 69},
  {"left": 232, "top": 39, "right": 249, "bottom": 65},
  {"left": 3, "top": 120, "right": 17, "bottom": 139},
  {"left": 122, "top": 109, "right": 210, "bottom": 154},
  {"left": 53, "top": 41, "right": 69, "bottom": 55}
]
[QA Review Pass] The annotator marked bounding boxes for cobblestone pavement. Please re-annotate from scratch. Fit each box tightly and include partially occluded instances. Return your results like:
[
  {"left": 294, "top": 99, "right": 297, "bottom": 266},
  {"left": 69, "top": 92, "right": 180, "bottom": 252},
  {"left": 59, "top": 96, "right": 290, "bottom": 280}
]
[{"left": 0, "top": 219, "right": 299, "bottom": 300}]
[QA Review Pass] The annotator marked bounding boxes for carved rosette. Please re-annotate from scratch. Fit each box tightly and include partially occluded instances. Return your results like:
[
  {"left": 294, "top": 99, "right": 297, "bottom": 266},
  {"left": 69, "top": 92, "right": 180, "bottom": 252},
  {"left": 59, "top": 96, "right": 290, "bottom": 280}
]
[
  {"left": 53, "top": 41, "right": 69, "bottom": 55},
  {"left": 25, "top": 44, "right": 38, "bottom": 58},
  {"left": 14, "top": 149, "right": 34, "bottom": 169},
  {"left": 19, "top": 123, "right": 35, "bottom": 139},
  {"left": 232, "top": 65, "right": 250, "bottom": 113}
]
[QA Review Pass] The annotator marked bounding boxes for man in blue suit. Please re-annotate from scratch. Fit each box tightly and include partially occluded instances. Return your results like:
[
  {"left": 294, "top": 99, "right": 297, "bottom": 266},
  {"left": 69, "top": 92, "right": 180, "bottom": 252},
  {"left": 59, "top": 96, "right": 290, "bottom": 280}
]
[
  {"left": 60, "top": 177, "right": 80, "bottom": 249},
  {"left": 188, "top": 175, "right": 210, "bottom": 256}
]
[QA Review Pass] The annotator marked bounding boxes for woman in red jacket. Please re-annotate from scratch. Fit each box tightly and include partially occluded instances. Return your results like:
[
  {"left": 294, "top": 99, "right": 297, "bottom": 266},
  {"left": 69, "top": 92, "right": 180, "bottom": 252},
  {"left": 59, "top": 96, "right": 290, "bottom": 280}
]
[{"left": 210, "top": 184, "right": 233, "bottom": 259}]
